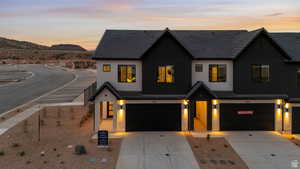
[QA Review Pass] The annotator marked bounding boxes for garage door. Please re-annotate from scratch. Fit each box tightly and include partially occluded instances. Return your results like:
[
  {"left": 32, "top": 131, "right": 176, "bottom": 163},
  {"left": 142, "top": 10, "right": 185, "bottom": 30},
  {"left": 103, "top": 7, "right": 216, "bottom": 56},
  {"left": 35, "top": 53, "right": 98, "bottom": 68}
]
[
  {"left": 292, "top": 107, "right": 300, "bottom": 134},
  {"left": 126, "top": 104, "right": 181, "bottom": 131},
  {"left": 220, "top": 103, "right": 274, "bottom": 130}
]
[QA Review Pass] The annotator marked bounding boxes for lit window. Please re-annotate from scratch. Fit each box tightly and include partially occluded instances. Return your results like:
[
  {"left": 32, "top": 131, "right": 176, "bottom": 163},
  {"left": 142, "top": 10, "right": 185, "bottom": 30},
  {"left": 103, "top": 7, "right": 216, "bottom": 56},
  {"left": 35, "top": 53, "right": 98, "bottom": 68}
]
[
  {"left": 209, "top": 64, "right": 226, "bottom": 82},
  {"left": 157, "top": 65, "right": 174, "bottom": 83},
  {"left": 195, "top": 64, "right": 203, "bottom": 72},
  {"left": 118, "top": 65, "right": 136, "bottom": 83},
  {"left": 252, "top": 64, "right": 270, "bottom": 83},
  {"left": 103, "top": 64, "right": 111, "bottom": 72}
]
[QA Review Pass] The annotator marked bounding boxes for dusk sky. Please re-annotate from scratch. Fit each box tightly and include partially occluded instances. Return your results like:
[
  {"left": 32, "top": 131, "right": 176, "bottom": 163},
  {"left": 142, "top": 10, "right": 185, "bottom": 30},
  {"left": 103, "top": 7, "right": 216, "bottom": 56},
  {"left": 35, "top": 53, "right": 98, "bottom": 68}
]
[{"left": 1, "top": 0, "right": 299, "bottom": 50}]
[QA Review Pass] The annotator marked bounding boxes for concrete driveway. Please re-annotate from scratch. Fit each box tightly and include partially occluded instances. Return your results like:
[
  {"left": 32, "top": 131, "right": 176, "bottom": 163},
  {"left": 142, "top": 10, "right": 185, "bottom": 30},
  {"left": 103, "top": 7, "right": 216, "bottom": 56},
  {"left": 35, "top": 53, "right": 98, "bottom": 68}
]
[
  {"left": 224, "top": 131, "right": 300, "bottom": 169},
  {"left": 116, "top": 132, "right": 200, "bottom": 169}
]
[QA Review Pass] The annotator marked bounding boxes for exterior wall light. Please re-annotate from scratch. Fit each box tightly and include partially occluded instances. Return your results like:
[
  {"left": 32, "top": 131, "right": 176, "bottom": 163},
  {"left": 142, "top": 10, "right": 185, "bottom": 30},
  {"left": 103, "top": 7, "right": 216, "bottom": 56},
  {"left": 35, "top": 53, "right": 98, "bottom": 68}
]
[
  {"left": 120, "top": 105, "right": 124, "bottom": 110},
  {"left": 184, "top": 104, "right": 188, "bottom": 109},
  {"left": 212, "top": 104, "right": 217, "bottom": 109},
  {"left": 284, "top": 103, "right": 289, "bottom": 113}
]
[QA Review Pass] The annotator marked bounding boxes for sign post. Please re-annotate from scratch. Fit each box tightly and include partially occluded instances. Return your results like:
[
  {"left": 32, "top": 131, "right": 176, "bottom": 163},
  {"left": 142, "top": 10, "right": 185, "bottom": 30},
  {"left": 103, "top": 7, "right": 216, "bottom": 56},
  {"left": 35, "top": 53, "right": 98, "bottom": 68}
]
[{"left": 97, "top": 130, "right": 109, "bottom": 148}]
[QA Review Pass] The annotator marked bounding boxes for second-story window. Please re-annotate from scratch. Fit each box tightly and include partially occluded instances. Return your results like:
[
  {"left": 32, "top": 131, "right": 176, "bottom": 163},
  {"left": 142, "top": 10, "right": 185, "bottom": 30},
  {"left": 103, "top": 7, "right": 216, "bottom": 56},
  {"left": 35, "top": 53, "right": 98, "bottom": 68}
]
[
  {"left": 195, "top": 64, "right": 203, "bottom": 72},
  {"left": 157, "top": 65, "right": 174, "bottom": 83},
  {"left": 209, "top": 64, "right": 226, "bottom": 82},
  {"left": 103, "top": 64, "right": 111, "bottom": 72},
  {"left": 252, "top": 64, "right": 270, "bottom": 83},
  {"left": 118, "top": 65, "right": 136, "bottom": 83}
]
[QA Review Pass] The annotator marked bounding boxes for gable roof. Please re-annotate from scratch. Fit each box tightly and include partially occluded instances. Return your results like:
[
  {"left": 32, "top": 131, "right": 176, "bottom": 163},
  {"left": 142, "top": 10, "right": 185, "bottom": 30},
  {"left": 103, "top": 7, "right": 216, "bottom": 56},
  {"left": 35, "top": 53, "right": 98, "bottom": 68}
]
[
  {"left": 186, "top": 81, "right": 217, "bottom": 99},
  {"left": 89, "top": 82, "right": 121, "bottom": 101},
  {"left": 93, "top": 28, "right": 299, "bottom": 61}
]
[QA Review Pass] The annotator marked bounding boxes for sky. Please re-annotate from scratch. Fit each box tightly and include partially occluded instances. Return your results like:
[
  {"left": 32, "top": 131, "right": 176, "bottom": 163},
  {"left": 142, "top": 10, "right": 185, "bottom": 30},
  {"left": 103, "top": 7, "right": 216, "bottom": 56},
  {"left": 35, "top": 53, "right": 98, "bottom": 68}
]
[{"left": 0, "top": 0, "right": 299, "bottom": 50}]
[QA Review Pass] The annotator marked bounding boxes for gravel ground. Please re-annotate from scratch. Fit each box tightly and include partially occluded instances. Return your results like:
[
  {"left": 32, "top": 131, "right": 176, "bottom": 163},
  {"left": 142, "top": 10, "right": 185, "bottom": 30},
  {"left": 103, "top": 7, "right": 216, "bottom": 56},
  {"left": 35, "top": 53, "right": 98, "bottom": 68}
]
[
  {"left": 186, "top": 136, "right": 249, "bottom": 169},
  {"left": 0, "top": 105, "right": 122, "bottom": 169}
]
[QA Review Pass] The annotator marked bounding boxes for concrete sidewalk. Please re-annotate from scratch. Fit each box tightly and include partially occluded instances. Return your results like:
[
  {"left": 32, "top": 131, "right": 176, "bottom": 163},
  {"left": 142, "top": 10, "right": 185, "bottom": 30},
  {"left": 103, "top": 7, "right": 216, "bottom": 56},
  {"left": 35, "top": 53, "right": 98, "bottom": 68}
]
[
  {"left": 0, "top": 105, "right": 42, "bottom": 135},
  {"left": 116, "top": 132, "right": 200, "bottom": 169}
]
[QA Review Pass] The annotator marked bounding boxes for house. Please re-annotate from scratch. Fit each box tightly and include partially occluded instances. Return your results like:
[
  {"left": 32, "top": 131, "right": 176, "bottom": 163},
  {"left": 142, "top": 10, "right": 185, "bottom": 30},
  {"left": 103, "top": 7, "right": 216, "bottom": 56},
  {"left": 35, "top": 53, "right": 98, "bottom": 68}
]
[{"left": 90, "top": 28, "right": 300, "bottom": 134}]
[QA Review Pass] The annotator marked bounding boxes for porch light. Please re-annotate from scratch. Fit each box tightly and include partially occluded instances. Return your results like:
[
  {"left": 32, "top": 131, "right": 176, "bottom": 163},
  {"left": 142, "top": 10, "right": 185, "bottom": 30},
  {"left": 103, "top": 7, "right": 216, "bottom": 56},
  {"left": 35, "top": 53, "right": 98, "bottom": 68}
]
[
  {"left": 119, "top": 100, "right": 124, "bottom": 106},
  {"left": 284, "top": 103, "right": 289, "bottom": 112},
  {"left": 183, "top": 100, "right": 189, "bottom": 105},
  {"left": 120, "top": 105, "right": 124, "bottom": 110},
  {"left": 184, "top": 104, "right": 188, "bottom": 109},
  {"left": 276, "top": 99, "right": 282, "bottom": 105},
  {"left": 212, "top": 99, "right": 218, "bottom": 106}
]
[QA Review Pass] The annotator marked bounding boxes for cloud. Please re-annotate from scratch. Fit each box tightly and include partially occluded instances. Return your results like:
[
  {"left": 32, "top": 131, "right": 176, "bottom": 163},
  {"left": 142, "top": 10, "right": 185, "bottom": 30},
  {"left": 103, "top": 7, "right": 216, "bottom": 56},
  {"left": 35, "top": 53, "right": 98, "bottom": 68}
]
[{"left": 266, "top": 12, "right": 284, "bottom": 16}]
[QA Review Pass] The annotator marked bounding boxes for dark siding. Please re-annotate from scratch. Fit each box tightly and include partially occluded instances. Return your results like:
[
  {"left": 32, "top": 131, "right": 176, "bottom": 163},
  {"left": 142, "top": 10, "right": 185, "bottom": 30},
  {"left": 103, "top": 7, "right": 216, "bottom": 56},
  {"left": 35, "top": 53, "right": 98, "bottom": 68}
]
[
  {"left": 189, "top": 100, "right": 195, "bottom": 130},
  {"left": 234, "top": 34, "right": 289, "bottom": 94},
  {"left": 292, "top": 107, "right": 300, "bottom": 134},
  {"left": 142, "top": 32, "right": 192, "bottom": 94},
  {"left": 207, "top": 101, "right": 212, "bottom": 130},
  {"left": 220, "top": 103, "right": 274, "bottom": 130}
]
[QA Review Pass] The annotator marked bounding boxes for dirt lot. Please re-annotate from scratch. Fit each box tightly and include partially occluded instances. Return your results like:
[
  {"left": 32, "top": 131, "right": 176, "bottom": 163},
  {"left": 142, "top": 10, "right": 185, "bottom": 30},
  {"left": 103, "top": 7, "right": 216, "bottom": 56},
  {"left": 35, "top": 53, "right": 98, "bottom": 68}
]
[
  {"left": 0, "top": 105, "right": 122, "bottom": 169},
  {"left": 186, "top": 136, "right": 249, "bottom": 169}
]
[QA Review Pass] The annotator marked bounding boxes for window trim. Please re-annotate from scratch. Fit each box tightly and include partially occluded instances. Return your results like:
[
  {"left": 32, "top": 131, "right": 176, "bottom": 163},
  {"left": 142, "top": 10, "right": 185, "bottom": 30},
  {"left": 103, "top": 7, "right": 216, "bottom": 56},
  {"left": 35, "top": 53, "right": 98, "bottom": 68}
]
[
  {"left": 102, "top": 64, "right": 111, "bottom": 72},
  {"left": 117, "top": 64, "right": 136, "bottom": 83},
  {"left": 157, "top": 65, "right": 175, "bottom": 83},
  {"left": 251, "top": 64, "right": 270, "bottom": 83},
  {"left": 209, "top": 64, "right": 227, "bottom": 83}
]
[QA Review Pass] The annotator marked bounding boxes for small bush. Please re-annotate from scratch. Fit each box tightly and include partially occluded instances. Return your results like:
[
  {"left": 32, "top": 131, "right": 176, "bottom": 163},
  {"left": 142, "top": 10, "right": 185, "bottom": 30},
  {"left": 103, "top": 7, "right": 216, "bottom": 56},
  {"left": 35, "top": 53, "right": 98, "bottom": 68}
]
[
  {"left": 0, "top": 151, "right": 5, "bottom": 156},
  {"left": 18, "top": 151, "right": 26, "bottom": 157},
  {"left": 12, "top": 143, "right": 20, "bottom": 148}
]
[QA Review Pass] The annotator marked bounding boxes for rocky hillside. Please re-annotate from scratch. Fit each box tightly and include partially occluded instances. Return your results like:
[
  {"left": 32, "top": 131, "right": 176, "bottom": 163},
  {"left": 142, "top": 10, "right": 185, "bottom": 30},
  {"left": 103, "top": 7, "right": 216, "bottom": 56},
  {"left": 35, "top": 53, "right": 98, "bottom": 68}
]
[
  {"left": 0, "top": 37, "right": 87, "bottom": 51},
  {"left": 0, "top": 37, "right": 50, "bottom": 50},
  {"left": 50, "top": 44, "right": 87, "bottom": 51}
]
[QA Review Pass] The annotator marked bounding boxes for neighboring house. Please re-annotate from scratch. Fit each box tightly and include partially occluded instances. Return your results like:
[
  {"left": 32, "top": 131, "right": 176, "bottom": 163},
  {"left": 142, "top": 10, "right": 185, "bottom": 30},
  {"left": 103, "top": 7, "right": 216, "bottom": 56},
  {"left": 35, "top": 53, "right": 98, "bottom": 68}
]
[{"left": 90, "top": 28, "right": 300, "bottom": 134}]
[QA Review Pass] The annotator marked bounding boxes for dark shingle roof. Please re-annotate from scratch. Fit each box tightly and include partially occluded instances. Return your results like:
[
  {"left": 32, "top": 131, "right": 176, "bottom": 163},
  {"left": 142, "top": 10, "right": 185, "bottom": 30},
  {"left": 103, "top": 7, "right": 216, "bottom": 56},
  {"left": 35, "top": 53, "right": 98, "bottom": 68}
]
[
  {"left": 271, "top": 33, "right": 300, "bottom": 61},
  {"left": 93, "top": 28, "right": 299, "bottom": 60}
]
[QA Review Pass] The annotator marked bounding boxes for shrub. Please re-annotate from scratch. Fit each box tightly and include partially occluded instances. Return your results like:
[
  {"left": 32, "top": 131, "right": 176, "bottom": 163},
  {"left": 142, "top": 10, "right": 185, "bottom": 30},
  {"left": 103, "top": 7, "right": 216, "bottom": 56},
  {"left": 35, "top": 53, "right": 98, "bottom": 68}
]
[
  {"left": 12, "top": 143, "right": 20, "bottom": 148},
  {"left": 0, "top": 151, "right": 5, "bottom": 156},
  {"left": 18, "top": 151, "right": 26, "bottom": 157}
]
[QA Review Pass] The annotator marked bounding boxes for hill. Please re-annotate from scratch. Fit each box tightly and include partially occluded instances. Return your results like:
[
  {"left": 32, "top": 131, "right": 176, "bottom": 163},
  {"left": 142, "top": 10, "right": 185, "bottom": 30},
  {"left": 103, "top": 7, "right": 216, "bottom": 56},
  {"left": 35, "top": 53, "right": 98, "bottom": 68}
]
[
  {"left": 50, "top": 44, "right": 87, "bottom": 51},
  {"left": 0, "top": 37, "right": 50, "bottom": 50}
]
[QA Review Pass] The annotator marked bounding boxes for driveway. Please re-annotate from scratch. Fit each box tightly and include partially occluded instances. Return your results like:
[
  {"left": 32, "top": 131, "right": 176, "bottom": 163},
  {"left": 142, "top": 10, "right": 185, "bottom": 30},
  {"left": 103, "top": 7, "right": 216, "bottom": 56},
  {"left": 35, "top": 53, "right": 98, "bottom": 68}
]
[
  {"left": 224, "top": 131, "right": 300, "bottom": 169},
  {"left": 116, "top": 132, "right": 200, "bottom": 169}
]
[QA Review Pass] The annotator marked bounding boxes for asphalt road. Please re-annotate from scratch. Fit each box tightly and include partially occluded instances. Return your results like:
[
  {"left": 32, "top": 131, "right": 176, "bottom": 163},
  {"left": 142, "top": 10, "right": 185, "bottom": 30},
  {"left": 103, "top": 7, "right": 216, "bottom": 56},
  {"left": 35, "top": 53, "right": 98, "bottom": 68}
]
[{"left": 0, "top": 64, "right": 75, "bottom": 114}]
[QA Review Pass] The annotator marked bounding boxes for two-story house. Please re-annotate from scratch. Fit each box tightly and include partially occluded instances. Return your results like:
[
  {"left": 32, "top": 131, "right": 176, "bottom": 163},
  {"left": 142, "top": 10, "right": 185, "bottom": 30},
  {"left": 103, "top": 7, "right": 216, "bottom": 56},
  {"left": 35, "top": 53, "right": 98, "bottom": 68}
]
[{"left": 90, "top": 28, "right": 300, "bottom": 134}]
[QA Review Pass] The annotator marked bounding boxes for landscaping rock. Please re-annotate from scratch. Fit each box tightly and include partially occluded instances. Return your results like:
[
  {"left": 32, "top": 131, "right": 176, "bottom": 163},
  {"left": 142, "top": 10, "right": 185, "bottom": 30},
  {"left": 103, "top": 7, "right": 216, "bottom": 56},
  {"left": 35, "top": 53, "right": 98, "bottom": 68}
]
[{"left": 74, "top": 145, "right": 87, "bottom": 155}]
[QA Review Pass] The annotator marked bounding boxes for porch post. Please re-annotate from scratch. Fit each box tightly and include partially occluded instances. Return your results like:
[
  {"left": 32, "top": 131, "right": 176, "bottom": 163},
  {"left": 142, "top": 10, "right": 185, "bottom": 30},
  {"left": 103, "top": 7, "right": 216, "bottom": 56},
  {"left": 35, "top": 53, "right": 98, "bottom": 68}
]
[{"left": 94, "top": 102, "right": 100, "bottom": 132}]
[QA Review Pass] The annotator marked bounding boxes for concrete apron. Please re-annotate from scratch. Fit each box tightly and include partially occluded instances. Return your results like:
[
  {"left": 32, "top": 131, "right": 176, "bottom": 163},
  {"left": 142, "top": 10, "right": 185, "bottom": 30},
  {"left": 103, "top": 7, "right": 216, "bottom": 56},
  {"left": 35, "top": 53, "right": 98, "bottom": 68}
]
[{"left": 116, "top": 132, "right": 200, "bottom": 169}]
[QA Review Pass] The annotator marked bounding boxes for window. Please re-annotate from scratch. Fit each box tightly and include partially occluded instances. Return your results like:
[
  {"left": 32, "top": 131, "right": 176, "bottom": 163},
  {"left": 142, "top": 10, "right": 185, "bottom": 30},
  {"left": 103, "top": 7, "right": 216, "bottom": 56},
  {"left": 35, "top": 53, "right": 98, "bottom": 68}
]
[
  {"left": 297, "top": 69, "right": 300, "bottom": 87},
  {"left": 209, "top": 64, "right": 226, "bottom": 82},
  {"left": 157, "top": 65, "right": 174, "bottom": 83},
  {"left": 118, "top": 65, "right": 136, "bottom": 83},
  {"left": 103, "top": 64, "right": 111, "bottom": 72},
  {"left": 195, "top": 64, "right": 203, "bottom": 72},
  {"left": 252, "top": 64, "right": 270, "bottom": 83}
]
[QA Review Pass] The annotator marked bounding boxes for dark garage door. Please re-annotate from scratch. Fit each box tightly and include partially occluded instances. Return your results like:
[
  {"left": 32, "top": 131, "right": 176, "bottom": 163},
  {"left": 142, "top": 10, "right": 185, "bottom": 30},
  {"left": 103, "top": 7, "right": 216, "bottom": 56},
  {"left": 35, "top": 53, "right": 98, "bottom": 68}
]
[
  {"left": 292, "top": 107, "right": 300, "bottom": 134},
  {"left": 126, "top": 104, "right": 181, "bottom": 131},
  {"left": 220, "top": 103, "right": 274, "bottom": 130}
]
